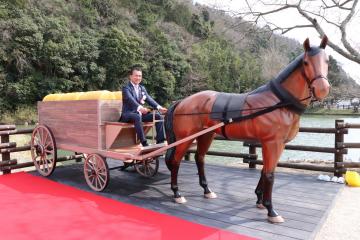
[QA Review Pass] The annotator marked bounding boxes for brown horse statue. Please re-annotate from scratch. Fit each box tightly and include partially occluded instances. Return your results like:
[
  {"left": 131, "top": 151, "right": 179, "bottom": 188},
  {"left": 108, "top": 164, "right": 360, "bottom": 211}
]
[{"left": 164, "top": 36, "right": 330, "bottom": 223}]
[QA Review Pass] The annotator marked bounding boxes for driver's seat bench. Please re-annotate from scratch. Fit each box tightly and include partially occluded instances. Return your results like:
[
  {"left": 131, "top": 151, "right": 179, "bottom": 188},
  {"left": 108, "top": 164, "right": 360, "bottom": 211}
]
[{"left": 103, "top": 121, "right": 154, "bottom": 149}]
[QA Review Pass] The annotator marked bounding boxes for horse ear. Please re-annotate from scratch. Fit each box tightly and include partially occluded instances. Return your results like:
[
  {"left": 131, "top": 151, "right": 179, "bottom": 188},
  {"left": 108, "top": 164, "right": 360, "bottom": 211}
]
[
  {"left": 320, "top": 35, "right": 328, "bottom": 49},
  {"left": 303, "top": 38, "right": 310, "bottom": 51}
]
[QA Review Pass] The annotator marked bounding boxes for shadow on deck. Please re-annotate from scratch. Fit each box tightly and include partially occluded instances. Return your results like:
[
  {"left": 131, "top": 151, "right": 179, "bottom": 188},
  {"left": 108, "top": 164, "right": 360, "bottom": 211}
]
[{"left": 39, "top": 159, "right": 343, "bottom": 240}]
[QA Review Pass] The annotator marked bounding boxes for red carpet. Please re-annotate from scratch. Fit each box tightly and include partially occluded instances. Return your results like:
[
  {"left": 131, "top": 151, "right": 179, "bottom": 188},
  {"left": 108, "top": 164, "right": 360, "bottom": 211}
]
[{"left": 0, "top": 172, "right": 256, "bottom": 240}]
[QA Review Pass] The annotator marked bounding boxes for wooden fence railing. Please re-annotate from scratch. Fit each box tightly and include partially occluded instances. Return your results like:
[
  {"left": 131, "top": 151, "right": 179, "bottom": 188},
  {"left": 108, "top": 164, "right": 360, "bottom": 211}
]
[
  {"left": 184, "top": 119, "right": 360, "bottom": 177},
  {"left": 1, "top": 119, "right": 359, "bottom": 176},
  {"left": 0, "top": 125, "right": 82, "bottom": 174}
]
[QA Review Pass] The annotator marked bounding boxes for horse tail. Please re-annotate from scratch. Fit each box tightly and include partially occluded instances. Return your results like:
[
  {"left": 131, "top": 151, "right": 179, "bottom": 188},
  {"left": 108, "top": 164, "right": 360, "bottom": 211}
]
[{"left": 164, "top": 100, "right": 181, "bottom": 171}]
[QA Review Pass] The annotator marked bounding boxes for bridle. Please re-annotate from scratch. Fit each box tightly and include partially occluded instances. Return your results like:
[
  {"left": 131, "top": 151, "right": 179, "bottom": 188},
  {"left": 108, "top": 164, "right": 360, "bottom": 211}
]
[{"left": 300, "top": 55, "right": 329, "bottom": 102}]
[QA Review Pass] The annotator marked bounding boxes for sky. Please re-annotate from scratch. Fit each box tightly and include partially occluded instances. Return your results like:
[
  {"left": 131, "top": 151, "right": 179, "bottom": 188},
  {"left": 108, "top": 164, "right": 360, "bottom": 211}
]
[{"left": 193, "top": 0, "right": 360, "bottom": 85}]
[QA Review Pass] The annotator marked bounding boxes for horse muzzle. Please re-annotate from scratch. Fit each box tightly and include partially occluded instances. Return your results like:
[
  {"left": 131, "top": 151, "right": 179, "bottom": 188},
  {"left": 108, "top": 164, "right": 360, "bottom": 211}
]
[{"left": 312, "top": 77, "right": 330, "bottom": 101}]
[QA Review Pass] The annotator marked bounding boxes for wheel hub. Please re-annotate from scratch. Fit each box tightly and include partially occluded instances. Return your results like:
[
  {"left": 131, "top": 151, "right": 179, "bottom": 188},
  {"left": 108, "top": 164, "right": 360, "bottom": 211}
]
[{"left": 36, "top": 144, "right": 45, "bottom": 156}]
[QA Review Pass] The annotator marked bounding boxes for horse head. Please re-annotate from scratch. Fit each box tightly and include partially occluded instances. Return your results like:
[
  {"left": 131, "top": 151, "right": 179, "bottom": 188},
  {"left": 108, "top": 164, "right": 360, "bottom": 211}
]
[{"left": 302, "top": 35, "right": 330, "bottom": 101}]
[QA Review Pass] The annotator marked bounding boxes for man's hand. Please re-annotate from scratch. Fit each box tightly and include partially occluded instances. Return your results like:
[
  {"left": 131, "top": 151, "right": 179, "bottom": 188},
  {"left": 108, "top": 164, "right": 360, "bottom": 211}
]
[
  {"left": 139, "top": 106, "right": 150, "bottom": 114},
  {"left": 158, "top": 106, "right": 167, "bottom": 114}
]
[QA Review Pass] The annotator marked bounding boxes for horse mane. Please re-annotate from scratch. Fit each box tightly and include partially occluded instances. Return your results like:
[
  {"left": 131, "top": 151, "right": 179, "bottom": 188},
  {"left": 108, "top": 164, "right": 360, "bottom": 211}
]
[
  {"left": 273, "top": 47, "right": 321, "bottom": 84},
  {"left": 252, "top": 47, "right": 323, "bottom": 114}
]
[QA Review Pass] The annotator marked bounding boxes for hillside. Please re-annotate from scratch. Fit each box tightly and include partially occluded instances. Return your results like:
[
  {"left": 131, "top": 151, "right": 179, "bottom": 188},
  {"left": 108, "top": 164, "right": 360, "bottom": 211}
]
[{"left": 0, "top": 0, "right": 358, "bottom": 114}]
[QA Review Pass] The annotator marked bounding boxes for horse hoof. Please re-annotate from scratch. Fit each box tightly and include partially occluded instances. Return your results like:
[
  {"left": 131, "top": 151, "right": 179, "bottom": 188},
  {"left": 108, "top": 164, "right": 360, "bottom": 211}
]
[
  {"left": 256, "top": 203, "right": 266, "bottom": 209},
  {"left": 204, "top": 192, "right": 217, "bottom": 199},
  {"left": 268, "top": 215, "right": 285, "bottom": 223},
  {"left": 174, "top": 196, "right": 187, "bottom": 204}
]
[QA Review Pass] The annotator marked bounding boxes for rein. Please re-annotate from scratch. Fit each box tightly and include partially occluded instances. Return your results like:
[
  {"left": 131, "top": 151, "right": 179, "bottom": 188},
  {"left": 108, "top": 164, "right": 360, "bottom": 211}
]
[
  {"left": 173, "top": 95, "right": 311, "bottom": 117},
  {"left": 172, "top": 53, "right": 327, "bottom": 139}
]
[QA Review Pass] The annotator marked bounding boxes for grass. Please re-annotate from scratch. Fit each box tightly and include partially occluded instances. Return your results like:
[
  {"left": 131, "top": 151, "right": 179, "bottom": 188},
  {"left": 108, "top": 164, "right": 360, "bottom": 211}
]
[
  {"left": 306, "top": 107, "right": 360, "bottom": 115},
  {"left": 9, "top": 134, "right": 32, "bottom": 163},
  {"left": 0, "top": 105, "right": 38, "bottom": 125}
]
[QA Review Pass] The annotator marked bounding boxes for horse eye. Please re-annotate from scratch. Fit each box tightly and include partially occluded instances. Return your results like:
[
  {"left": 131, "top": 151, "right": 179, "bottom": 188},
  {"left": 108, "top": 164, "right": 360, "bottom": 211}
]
[{"left": 303, "top": 61, "right": 309, "bottom": 66}]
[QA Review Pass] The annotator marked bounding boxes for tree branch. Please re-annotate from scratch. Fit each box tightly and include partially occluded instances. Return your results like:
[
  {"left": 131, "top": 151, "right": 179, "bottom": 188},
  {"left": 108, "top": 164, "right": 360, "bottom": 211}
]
[
  {"left": 339, "top": 0, "right": 360, "bottom": 59},
  {"left": 233, "top": 0, "right": 360, "bottom": 64}
]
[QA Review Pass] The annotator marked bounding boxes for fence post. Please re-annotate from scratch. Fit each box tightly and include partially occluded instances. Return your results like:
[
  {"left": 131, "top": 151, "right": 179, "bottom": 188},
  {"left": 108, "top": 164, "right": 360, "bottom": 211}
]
[
  {"left": 334, "top": 119, "right": 345, "bottom": 177},
  {"left": 1, "top": 134, "right": 11, "bottom": 174},
  {"left": 248, "top": 144, "right": 257, "bottom": 169},
  {"left": 184, "top": 152, "right": 191, "bottom": 161}
]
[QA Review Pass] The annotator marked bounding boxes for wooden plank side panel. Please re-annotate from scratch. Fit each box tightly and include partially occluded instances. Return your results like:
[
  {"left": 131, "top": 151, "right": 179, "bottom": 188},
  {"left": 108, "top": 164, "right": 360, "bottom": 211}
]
[
  {"left": 38, "top": 101, "right": 99, "bottom": 149},
  {"left": 98, "top": 100, "right": 122, "bottom": 149},
  {"left": 99, "top": 100, "right": 122, "bottom": 123}
]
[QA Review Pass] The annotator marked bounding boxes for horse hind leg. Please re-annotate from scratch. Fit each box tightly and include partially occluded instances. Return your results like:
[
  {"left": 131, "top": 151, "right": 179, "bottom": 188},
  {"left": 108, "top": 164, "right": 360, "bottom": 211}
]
[
  {"left": 255, "top": 171, "right": 266, "bottom": 209},
  {"left": 169, "top": 140, "right": 194, "bottom": 204},
  {"left": 195, "top": 132, "right": 217, "bottom": 199}
]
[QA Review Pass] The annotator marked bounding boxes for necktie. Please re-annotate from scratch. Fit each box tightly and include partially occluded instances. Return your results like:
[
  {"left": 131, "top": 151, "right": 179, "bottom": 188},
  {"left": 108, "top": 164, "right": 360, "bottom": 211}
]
[{"left": 135, "top": 85, "right": 140, "bottom": 101}]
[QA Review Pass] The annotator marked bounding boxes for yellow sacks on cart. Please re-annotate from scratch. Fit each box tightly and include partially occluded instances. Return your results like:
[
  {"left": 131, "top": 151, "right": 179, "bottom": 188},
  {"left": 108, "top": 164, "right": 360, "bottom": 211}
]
[{"left": 43, "top": 91, "right": 122, "bottom": 101}]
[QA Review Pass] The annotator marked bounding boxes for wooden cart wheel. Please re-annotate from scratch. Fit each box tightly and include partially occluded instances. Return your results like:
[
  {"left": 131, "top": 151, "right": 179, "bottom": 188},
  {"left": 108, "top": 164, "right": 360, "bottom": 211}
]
[
  {"left": 134, "top": 157, "right": 159, "bottom": 178},
  {"left": 31, "top": 125, "right": 57, "bottom": 177},
  {"left": 84, "top": 154, "right": 109, "bottom": 191}
]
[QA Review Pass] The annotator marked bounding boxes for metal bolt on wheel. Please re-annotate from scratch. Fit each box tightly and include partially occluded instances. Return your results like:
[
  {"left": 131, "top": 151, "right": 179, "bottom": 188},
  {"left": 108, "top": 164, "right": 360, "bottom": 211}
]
[
  {"left": 134, "top": 157, "right": 159, "bottom": 178},
  {"left": 84, "top": 154, "right": 109, "bottom": 191},
  {"left": 31, "top": 125, "right": 57, "bottom": 176}
]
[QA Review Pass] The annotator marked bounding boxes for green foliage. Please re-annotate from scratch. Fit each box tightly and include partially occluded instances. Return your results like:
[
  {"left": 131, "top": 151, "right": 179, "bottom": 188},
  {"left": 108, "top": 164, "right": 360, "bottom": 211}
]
[
  {"left": 98, "top": 27, "right": 143, "bottom": 89},
  {"left": 136, "top": 4, "right": 159, "bottom": 29},
  {"left": 328, "top": 55, "right": 342, "bottom": 86},
  {"left": 165, "top": 2, "right": 192, "bottom": 29},
  {"left": 0, "top": 0, "right": 354, "bottom": 116},
  {"left": 192, "top": 37, "right": 263, "bottom": 93},
  {"left": 142, "top": 27, "right": 189, "bottom": 103},
  {"left": 0, "top": 105, "right": 37, "bottom": 124},
  {"left": 189, "top": 13, "right": 212, "bottom": 39}
]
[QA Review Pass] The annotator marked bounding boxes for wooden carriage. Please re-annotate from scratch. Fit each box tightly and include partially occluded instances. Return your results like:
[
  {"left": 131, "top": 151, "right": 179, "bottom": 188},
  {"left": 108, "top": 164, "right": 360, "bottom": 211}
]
[{"left": 31, "top": 95, "right": 167, "bottom": 191}]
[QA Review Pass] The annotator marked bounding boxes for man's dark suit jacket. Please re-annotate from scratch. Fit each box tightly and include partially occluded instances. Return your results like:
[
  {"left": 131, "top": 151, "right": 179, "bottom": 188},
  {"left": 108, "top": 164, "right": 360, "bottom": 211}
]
[{"left": 121, "top": 82, "right": 159, "bottom": 114}]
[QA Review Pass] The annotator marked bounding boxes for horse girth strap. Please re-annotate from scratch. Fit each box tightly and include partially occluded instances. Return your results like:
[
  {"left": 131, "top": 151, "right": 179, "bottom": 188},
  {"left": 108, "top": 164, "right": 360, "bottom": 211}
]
[{"left": 269, "top": 80, "right": 306, "bottom": 115}]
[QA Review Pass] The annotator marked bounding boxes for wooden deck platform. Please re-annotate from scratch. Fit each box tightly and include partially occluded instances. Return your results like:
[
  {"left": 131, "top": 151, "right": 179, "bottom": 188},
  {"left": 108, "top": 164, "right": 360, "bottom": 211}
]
[{"left": 37, "top": 159, "right": 343, "bottom": 240}]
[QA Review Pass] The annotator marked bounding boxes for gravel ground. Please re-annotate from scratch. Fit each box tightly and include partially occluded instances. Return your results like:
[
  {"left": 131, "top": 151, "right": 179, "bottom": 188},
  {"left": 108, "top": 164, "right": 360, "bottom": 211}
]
[{"left": 314, "top": 186, "right": 360, "bottom": 240}]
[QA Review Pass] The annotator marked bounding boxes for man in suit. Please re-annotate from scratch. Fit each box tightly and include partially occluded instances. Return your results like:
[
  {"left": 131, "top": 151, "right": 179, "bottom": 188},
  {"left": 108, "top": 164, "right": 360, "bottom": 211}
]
[{"left": 120, "top": 66, "right": 167, "bottom": 147}]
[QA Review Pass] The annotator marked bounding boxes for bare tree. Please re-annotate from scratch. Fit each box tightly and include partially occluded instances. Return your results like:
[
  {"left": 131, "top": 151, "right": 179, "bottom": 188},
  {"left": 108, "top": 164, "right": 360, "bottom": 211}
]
[{"left": 226, "top": 0, "right": 360, "bottom": 64}]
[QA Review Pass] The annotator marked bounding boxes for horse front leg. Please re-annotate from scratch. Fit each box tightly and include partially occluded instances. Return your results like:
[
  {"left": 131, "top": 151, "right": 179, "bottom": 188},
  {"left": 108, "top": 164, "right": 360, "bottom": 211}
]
[
  {"left": 261, "top": 140, "right": 285, "bottom": 223},
  {"left": 170, "top": 161, "right": 185, "bottom": 203},
  {"left": 195, "top": 132, "right": 216, "bottom": 198},
  {"left": 169, "top": 141, "right": 194, "bottom": 204}
]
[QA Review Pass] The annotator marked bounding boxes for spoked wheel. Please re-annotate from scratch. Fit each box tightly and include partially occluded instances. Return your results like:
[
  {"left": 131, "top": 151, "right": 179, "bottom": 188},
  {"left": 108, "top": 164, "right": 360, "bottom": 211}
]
[
  {"left": 134, "top": 157, "right": 159, "bottom": 178},
  {"left": 31, "top": 125, "right": 57, "bottom": 176},
  {"left": 84, "top": 154, "right": 109, "bottom": 191}
]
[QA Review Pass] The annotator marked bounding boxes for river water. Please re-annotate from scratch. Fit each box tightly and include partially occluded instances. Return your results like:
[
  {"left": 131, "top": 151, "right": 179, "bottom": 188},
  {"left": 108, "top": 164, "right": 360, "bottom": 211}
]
[{"left": 207, "top": 115, "right": 360, "bottom": 164}]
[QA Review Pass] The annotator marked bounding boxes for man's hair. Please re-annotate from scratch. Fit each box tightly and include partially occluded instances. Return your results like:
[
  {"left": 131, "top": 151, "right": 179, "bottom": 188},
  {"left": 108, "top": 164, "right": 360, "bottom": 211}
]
[{"left": 129, "top": 65, "right": 142, "bottom": 75}]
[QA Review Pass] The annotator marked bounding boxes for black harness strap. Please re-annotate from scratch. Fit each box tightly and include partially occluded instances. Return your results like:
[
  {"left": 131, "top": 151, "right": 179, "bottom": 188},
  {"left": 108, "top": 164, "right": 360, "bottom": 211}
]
[
  {"left": 221, "top": 125, "right": 228, "bottom": 139},
  {"left": 269, "top": 80, "right": 307, "bottom": 114},
  {"left": 223, "top": 102, "right": 290, "bottom": 125},
  {"left": 221, "top": 96, "right": 232, "bottom": 139}
]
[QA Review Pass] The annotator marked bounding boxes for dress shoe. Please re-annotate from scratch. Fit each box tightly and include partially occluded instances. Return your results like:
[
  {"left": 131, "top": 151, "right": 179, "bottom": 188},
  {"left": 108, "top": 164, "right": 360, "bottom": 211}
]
[
  {"left": 119, "top": 162, "right": 132, "bottom": 171},
  {"left": 141, "top": 141, "right": 149, "bottom": 147},
  {"left": 156, "top": 138, "right": 166, "bottom": 144}
]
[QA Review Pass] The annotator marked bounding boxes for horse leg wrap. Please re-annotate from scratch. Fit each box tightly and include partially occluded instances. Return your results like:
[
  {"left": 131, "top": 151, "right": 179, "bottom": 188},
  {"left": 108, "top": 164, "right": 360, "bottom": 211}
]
[
  {"left": 199, "top": 176, "right": 210, "bottom": 194},
  {"left": 264, "top": 201, "right": 284, "bottom": 223},
  {"left": 255, "top": 189, "right": 265, "bottom": 209},
  {"left": 171, "top": 185, "right": 181, "bottom": 198},
  {"left": 263, "top": 172, "right": 284, "bottom": 223},
  {"left": 263, "top": 200, "right": 278, "bottom": 217},
  {"left": 198, "top": 176, "right": 217, "bottom": 198},
  {"left": 171, "top": 185, "right": 187, "bottom": 204}
]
